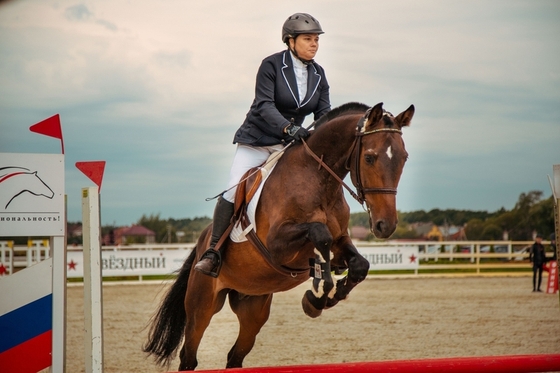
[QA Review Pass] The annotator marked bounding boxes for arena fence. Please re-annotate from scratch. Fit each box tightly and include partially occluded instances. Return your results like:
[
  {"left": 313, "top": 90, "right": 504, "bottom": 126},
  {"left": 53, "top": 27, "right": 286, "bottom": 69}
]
[
  {"left": 166, "top": 354, "right": 560, "bottom": 373},
  {"left": 1, "top": 240, "right": 553, "bottom": 278}
]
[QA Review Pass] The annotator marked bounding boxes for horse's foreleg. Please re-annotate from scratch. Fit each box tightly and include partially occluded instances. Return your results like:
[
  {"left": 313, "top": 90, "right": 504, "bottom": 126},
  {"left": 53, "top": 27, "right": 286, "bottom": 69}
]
[
  {"left": 179, "top": 278, "right": 228, "bottom": 371},
  {"left": 326, "top": 236, "right": 370, "bottom": 309},
  {"left": 227, "top": 292, "right": 273, "bottom": 368},
  {"left": 300, "top": 222, "right": 335, "bottom": 318}
]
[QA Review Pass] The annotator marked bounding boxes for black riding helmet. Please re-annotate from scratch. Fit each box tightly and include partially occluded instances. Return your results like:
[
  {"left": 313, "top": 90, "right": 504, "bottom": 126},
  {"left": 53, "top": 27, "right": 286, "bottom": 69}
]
[{"left": 282, "top": 13, "right": 324, "bottom": 44}]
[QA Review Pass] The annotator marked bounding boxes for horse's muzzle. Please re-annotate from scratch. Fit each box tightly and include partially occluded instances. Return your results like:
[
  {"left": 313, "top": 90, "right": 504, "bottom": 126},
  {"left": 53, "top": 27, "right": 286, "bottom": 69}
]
[{"left": 370, "top": 218, "right": 397, "bottom": 239}]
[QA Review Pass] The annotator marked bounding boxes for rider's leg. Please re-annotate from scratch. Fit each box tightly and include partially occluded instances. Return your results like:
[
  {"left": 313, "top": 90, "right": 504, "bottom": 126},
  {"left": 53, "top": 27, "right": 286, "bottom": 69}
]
[
  {"left": 194, "top": 144, "right": 282, "bottom": 278},
  {"left": 194, "top": 197, "right": 235, "bottom": 277}
]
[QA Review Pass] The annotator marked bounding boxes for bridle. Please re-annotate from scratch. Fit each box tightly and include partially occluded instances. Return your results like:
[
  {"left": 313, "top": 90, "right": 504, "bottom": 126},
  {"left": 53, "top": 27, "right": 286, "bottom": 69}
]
[{"left": 302, "top": 108, "right": 402, "bottom": 206}]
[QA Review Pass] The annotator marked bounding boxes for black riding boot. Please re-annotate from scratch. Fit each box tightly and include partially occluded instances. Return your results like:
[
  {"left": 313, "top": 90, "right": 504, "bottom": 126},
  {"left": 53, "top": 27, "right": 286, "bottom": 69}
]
[{"left": 194, "top": 197, "right": 235, "bottom": 278}]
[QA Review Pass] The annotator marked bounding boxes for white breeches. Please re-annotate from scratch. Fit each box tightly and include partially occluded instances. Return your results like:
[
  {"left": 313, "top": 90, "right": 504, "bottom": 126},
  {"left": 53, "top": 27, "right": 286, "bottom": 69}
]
[{"left": 222, "top": 144, "right": 285, "bottom": 203}]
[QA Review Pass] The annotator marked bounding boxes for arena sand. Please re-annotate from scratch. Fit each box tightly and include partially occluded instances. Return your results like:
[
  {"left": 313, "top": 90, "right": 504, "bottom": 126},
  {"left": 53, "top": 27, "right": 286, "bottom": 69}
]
[{"left": 65, "top": 276, "right": 560, "bottom": 372}]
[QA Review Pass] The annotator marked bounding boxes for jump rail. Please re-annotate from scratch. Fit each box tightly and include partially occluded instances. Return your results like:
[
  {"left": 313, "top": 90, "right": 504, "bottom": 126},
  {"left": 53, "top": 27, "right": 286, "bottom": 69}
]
[{"left": 172, "top": 354, "right": 560, "bottom": 373}]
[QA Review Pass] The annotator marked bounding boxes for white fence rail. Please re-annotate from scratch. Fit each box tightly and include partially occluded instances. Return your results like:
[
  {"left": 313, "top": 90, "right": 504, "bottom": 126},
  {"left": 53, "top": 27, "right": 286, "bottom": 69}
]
[{"left": 1, "top": 240, "right": 554, "bottom": 278}]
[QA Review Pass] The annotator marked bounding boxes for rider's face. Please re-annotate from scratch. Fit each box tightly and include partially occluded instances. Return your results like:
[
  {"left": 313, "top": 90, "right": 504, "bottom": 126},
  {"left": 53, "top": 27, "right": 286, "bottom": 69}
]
[{"left": 290, "top": 34, "right": 319, "bottom": 60}]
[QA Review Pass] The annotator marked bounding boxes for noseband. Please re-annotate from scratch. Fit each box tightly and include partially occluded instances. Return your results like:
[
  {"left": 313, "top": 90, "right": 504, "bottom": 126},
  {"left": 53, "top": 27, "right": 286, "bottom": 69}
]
[{"left": 302, "top": 108, "right": 403, "bottom": 206}]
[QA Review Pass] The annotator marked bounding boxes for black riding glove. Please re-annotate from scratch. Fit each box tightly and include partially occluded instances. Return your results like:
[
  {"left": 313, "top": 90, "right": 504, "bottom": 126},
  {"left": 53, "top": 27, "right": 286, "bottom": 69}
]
[{"left": 285, "top": 124, "right": 310, "bottom": 142}]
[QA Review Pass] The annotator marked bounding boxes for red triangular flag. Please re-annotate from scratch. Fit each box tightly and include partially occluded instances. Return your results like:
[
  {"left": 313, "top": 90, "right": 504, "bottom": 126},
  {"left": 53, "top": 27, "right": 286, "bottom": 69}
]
[
  {"left": 30, "top": 114, "right": 65, "bottom": 154},
  {"left": 76, "top": 161, "right": 106, "bottom": 192}
]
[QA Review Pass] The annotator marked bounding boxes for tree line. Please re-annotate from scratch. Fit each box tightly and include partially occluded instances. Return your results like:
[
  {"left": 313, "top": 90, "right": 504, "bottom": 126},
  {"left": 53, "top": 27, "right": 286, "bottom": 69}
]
[
  {"left": 350, "top": 190, "right": 555, "bottom": 241},
  {"left": 7, "top": 189, "right": 548, "bottom": 245},
  {"left": 129, "top": 190, "right": 555, "bottom": 243}
]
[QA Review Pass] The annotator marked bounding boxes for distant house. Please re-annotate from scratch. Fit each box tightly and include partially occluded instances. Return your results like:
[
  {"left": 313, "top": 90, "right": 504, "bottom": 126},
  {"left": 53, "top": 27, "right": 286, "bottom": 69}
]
[
  {"left": 409, "top": 222, "right": 443, "bottom": 241},
  {"left": 103, "top": 225, "right": 156, "bottom": 245},
  {"left": 350, "top": 226, "right": 370, "bottom": 241},
  {"left": 67, "top": 223, "right": 82, "bottom": 238},
  {"left": 444, "top": 226, "right": 467, "bottom": 241}
]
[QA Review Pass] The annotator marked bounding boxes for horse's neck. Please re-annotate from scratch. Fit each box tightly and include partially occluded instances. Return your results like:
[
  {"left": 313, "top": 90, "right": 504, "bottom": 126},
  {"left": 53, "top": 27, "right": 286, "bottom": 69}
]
[{"left": 308, "top": 121, "right": 356, "bottom": 177}]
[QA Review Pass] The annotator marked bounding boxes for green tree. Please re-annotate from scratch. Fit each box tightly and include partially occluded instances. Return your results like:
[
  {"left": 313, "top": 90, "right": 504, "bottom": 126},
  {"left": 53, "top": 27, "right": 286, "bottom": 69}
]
[
  {"left": 138, "top": 214, "right": 170, "bottom": 243},
  {"left": 465, "top": 219, "right": 485, "bottom": 240},
  {"left": 481, "top": 224, "right": 502, "bottom": 240}
]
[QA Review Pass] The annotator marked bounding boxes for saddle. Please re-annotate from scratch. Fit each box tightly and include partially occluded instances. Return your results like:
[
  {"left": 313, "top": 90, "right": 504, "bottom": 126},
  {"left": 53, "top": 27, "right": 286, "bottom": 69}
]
[{"left": 231, "top": 150, "right": 283, "bottom": 242}]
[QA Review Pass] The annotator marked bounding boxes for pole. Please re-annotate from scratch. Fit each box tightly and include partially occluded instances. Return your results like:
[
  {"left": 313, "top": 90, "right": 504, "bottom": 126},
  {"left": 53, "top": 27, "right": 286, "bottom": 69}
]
[{"left": 82, "top": 187, "right": 104, "bottom": 373}]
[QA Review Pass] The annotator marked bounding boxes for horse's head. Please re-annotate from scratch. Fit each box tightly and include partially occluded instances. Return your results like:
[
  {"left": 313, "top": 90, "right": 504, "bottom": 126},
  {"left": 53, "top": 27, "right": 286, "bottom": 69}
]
[{"left": 350, "top": 102, "right": 414, "bottom": 238}]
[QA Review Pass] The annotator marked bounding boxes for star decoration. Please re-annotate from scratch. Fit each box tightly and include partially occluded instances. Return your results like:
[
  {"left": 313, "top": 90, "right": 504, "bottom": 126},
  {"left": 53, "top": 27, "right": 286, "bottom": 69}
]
[
  {"left": 0, "top": 263, "right": 6, "bottom": 275},
  {"left": 409, "top": 254, "right": 417, "bottom": 263},
  {"left": 68, "top": 260, "right": 78, "bottom": 270}
]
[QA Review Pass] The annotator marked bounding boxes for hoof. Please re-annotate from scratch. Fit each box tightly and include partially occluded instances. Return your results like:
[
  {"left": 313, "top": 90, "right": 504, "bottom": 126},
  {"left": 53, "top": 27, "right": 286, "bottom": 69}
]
[
  {"left": 325, "top": 297, "right": 339, "bottom": 309},
  {"left": 301, "top": 293, "right": 323, "bottom": 318}
]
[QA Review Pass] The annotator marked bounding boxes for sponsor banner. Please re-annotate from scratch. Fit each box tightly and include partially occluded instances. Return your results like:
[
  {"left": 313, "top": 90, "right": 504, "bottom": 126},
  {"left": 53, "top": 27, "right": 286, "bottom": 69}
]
[
  {"left": 356, "top": 245, "right": 419, "bottom": 270},
  {"left": 67, "top": 249, "right": 192, "bottom": 278},
  {"left": 0, "top": 153, "right": 65, "bottom": 237}
]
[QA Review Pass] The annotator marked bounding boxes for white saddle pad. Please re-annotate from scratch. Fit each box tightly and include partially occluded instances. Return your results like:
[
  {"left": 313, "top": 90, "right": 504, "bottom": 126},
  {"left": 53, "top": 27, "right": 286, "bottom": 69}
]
[{"left": 230, "top": 150, "right": 283, "bottom": 243}]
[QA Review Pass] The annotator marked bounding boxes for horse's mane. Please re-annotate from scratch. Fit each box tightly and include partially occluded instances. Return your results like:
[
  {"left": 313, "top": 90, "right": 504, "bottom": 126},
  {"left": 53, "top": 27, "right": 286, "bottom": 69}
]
[{"left": 313, "top": 102, "right": 370, "bottom": 129}]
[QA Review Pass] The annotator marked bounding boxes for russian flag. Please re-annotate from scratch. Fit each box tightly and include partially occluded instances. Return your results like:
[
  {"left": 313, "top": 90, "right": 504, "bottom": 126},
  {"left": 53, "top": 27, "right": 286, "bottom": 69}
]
[{"left": 0, "top": 259, "right": 53, "bottom": 373}]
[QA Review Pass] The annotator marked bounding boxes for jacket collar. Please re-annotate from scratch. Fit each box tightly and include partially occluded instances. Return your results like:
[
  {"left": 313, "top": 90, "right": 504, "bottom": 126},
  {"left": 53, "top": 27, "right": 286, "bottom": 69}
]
[{"left": 281, "top": 50, "right": 322, "bottom": 108}]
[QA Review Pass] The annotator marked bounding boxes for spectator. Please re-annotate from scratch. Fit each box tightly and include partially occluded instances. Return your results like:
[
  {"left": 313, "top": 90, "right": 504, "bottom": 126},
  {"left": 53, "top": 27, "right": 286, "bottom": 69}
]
[{"left": 529, "top": 234, "right": 547, "bottom": 292}]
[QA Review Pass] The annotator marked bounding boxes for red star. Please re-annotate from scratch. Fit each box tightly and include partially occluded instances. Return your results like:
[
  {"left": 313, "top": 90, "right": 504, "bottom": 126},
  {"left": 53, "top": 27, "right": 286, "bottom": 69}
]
[
  {"left": 0, "top": 264, "right": 6, "bottom": 275},
  {"left": 409, "top": 254, "right": 417, "bottom": 263},
  {"left": 68, "top": 260, "right": 78, "bottom": 270}
]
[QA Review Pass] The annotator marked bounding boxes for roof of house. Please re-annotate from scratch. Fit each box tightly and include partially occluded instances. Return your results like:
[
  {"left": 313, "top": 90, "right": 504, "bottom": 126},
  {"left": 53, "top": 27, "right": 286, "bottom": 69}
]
[{"left": 121, "top": 225, "right": 155, "bottom": 236}]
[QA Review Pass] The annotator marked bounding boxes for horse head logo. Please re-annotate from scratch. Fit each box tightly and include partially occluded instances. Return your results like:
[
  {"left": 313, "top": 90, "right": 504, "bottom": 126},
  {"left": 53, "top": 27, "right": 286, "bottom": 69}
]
[{"left": 0, "top": 167, "right": 55, "bottom": 209}]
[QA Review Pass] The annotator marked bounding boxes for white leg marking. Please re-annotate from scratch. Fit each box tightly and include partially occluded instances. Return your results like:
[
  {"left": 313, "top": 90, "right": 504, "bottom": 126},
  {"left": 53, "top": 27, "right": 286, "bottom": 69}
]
[
  {"left": 311, "top": 279, "right": 325, "bottom": 298},
  {"left": 328, "top": 280, "right": 337, "bottom": 299},
  {"left": 314, "top": 248, "right": 326, "bottom": 263}
]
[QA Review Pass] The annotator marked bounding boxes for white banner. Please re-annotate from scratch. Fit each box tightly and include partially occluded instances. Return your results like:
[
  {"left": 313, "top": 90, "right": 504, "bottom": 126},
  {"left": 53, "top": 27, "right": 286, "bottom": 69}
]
[
  {"left": 67, "top": 249, "right": 192, "bottom": 278},
  {"left": 0, "top": 153, "right": 65, "bottom": 237},
  {"left": 356, "top": 245, "right": 419, "bottom": 270}
]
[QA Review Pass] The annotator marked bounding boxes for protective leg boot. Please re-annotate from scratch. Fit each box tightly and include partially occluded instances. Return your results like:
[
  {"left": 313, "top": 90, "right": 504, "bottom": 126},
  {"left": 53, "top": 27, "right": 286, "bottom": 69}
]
[{"left": 194, "top": 197, "right": 235, "bottom": 278}]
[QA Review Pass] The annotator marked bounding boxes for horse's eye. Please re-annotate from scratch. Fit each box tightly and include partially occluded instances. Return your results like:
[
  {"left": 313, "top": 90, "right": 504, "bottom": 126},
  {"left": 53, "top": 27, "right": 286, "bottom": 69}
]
[{"left": 364, "top": 154, "right": 375, "bottom": 165}]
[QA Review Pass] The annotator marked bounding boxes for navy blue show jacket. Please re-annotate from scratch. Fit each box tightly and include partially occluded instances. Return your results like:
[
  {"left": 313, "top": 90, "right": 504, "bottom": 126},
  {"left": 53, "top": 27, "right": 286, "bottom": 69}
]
[{"left": 233, "top": 50, "right": 331, "bottom": 147}]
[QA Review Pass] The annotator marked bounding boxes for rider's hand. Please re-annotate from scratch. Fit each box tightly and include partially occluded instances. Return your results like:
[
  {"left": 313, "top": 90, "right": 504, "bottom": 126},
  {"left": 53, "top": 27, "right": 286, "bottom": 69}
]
[{"left": 285, "top": 124, "right": 310, "bottom": 142}]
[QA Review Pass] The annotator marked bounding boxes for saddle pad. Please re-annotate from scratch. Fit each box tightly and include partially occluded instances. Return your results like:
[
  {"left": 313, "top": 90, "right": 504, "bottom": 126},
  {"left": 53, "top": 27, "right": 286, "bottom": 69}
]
[{"left": 230, "top": 150, "right": 282, "bottom": 243}]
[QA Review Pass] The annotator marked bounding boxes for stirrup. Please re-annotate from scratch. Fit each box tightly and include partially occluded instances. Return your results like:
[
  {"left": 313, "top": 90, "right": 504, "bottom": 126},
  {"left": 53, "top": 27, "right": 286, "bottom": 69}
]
[{"left": 194, "top": 250, "right": 222, "bottom": 278}]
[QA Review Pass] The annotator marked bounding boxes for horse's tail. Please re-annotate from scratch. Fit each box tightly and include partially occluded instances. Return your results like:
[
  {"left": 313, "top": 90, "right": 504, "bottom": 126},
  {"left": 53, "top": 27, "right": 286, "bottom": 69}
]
[{"left": 143, "top": 247, "right": 197, "bottom": 367}]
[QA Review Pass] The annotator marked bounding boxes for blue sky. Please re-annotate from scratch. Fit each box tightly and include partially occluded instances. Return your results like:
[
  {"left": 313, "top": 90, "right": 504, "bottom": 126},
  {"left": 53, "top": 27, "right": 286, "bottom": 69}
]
[{"left": 1, "top": 0, "right": 559, "bottom": 226}]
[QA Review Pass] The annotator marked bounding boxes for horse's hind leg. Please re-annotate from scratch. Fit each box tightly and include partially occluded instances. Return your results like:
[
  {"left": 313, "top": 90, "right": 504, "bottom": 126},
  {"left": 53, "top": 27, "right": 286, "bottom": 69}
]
[
  {"left": 326, "top": 235, "right": 370, "bottom": 308},
  {"left": 179, "top": 279, "right": 228, "bottom": 371},
  {"left": 226, "top": 291, "right": 273, "bottom": 368}
]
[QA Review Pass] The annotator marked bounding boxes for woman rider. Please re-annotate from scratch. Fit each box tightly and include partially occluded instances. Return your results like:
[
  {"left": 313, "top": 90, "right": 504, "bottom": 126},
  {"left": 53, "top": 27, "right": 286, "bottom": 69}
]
[{"left": 194, "top": 13, "right": 331, "bottom": 277}]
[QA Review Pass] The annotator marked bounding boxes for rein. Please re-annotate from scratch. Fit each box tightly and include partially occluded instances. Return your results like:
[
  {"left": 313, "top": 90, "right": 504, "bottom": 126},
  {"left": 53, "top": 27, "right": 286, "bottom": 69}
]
[{"left": 302, "top": 112, "right": 403, "bottom": 206}]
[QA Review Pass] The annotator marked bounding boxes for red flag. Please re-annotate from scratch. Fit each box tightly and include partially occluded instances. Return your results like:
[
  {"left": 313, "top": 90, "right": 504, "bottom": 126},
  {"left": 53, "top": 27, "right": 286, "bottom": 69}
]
[
  {"left": 76, "top": 161, "right": 106, "bottom": 192},
  {"left": 29, "top": 114, "right": 65, "bottom": 154}
]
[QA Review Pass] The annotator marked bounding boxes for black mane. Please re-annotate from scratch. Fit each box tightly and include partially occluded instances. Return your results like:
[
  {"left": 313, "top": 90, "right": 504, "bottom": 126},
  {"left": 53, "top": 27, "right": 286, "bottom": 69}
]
[{"left": 313, "top": 102, "right": 370, "bottom": 129}]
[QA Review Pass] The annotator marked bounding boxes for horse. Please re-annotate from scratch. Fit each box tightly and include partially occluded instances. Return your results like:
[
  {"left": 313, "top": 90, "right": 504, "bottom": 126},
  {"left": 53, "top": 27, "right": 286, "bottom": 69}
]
[
  {"left": 0, "top": 167, "right": 55, "bottom": 209},
  {"left": 144, "top": 102, "right": 414, "bottom": 371}
]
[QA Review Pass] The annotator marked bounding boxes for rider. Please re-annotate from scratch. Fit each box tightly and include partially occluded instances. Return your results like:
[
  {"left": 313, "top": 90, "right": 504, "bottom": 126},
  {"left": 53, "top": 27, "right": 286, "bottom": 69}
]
[{"left": 194, "top": 13, "right": 331, "bottom": 277}]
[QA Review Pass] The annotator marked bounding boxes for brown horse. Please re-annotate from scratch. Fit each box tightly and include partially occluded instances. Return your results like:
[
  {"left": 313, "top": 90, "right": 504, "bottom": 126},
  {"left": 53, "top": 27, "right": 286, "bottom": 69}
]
[{"left": 144, "top": 102, "right": 414, "bottom": 370}]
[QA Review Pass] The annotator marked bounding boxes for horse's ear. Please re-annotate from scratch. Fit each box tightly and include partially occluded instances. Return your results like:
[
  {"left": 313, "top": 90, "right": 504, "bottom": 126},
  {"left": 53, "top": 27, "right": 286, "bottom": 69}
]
[
  {"left": 365, "top": 102, "right": 384, "bottom": 128},
  {"left": 395, "top": 104, "right": 415, "bottom": 128}
]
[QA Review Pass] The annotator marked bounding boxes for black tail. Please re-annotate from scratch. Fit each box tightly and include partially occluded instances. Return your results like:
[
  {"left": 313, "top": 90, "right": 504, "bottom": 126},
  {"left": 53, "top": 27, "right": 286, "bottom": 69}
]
[{"left": 143, "top": 248, "right": 197, "bottom": 367}]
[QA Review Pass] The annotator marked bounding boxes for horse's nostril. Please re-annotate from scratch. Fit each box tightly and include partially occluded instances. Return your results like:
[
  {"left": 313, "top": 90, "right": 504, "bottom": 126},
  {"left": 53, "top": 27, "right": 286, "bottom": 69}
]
[{"left": 376, "top": 220, "right": 384, "bottom": 233}]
